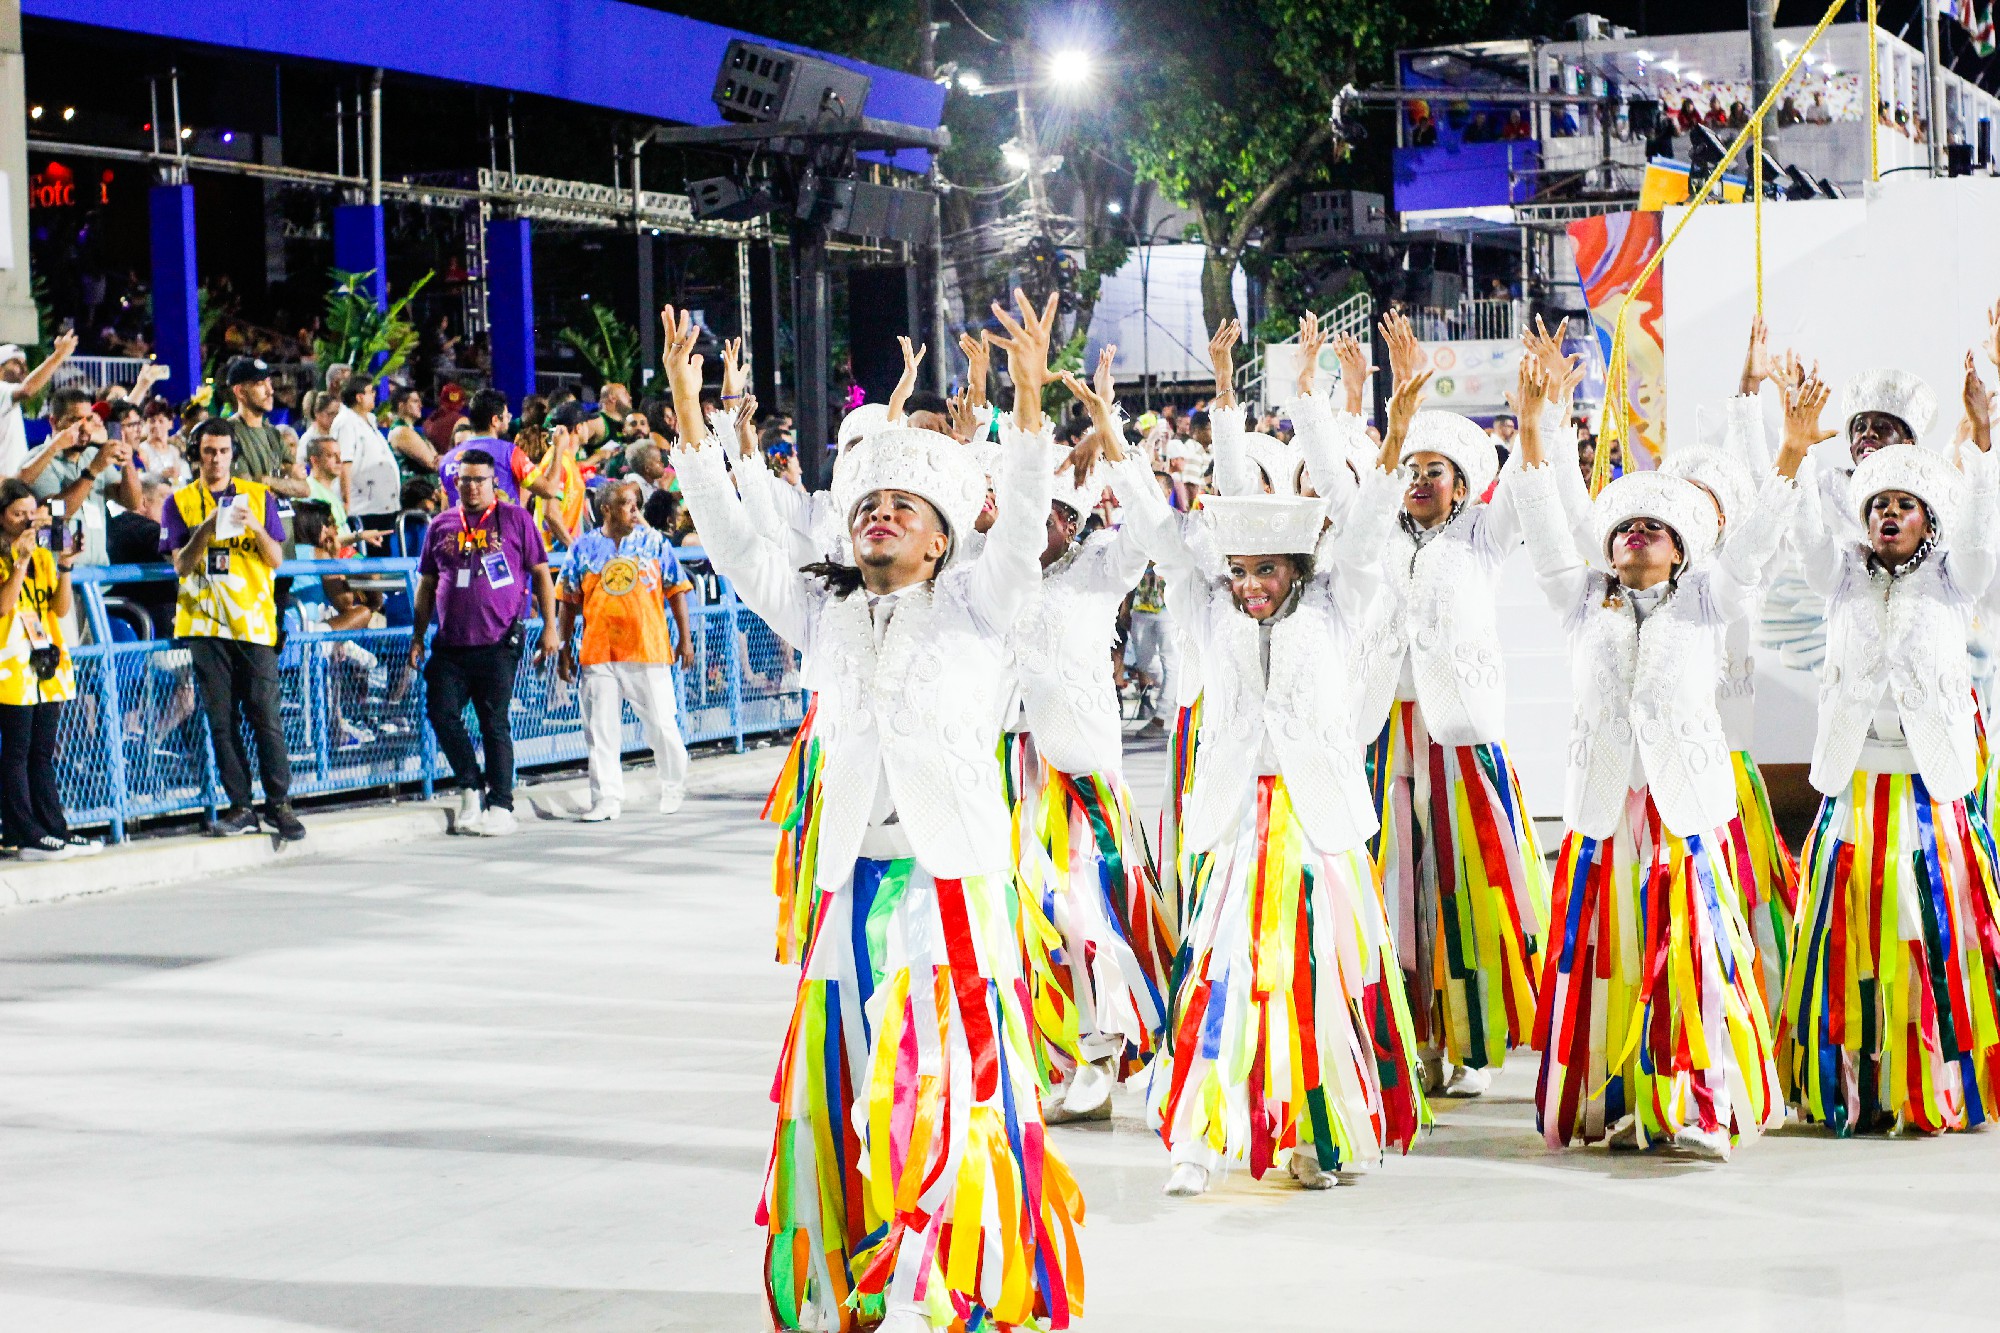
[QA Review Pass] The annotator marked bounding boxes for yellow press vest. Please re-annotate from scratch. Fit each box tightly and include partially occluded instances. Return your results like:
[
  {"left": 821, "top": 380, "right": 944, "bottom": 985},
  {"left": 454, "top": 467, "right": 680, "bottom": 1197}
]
[{"left": 172, "top": 480, "right": 280, "bottom": 646}]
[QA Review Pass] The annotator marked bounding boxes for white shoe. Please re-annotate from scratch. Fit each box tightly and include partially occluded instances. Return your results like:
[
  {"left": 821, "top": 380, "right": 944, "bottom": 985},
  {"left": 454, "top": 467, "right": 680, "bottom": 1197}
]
[
  {"left": 1672, "top": 1125, "right": 1732, "bottom": 1162},
  {"left": 19, "top": 836, "right": 77, "bottom": 862},
  {"left": 657, "top": 784, "right": 686, "bottom": 815},
  {"left": 479, "top": 807, "right": 518, "bottom": 837},
  {"left": 877, "top": 1309, "right": 933, "bottom": 1333},
  {"left": 1443, "top": 1064, "right": 1492, "bottom": 1098},
  {"left": 1606, "top": 1114, "right": 1643, "bottom": 1152},
  {"left": 1418, "top": 1049, "right": 1447, "bottom": 1096},
  {"left": 453, "top": 789, "right": 484, "bottom": 836},
  {"left": 1164, "top": 1162, "right": 1210, "bottom": 1198},
  {"left": 580, "top": 800, "right": 622, "bottom": 823},
  {"left": 1058, "top": 1059, "right": 1114, "bottom": 1117},
  {"left": 1289, "top": 1147, "right": 1338, "bottom": 1190}
]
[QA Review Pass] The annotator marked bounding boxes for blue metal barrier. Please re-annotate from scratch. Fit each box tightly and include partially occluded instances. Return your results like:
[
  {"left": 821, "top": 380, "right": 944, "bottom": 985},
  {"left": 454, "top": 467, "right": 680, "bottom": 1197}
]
[{"left": 61, "top": 548, "right": 804, "bottom": 841}]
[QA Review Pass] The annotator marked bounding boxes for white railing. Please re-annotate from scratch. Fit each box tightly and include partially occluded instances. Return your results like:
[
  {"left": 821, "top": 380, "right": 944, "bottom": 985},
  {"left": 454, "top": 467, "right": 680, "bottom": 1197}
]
[
  {"left": 50, "top": 355, "right": 150, "bottom": 392},
  {"left": 1243, "top": 290, "right": 1375, "bottom": 409},
  {"left": 1410, "top": 298, "right": 1523, "bottom": 343}
]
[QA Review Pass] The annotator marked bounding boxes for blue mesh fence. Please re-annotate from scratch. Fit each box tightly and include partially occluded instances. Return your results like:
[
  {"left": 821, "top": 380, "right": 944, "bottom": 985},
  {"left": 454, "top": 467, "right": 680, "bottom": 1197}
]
[{"left": 60, "top": 552, "right": 804, "bottom": 841}]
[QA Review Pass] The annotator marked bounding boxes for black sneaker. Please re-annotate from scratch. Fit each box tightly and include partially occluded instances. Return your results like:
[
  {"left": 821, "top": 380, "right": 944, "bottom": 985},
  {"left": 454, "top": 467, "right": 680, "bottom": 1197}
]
[
  {"left": 64, "top": 834, "right": 105, "bottom": 857},
  {"left": 205, "top": 806, "right": 262, "bottom": 838},
  {"left": 19, "top": 836, "right": 77, "bottom": 863},
  {"left": 267, "top": 805, "right": 307, "bottom": 843}
]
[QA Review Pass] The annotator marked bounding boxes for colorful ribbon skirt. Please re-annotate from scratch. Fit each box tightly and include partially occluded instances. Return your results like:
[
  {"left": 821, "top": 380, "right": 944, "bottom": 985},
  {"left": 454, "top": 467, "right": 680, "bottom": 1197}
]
[
  {"left": 760, "top": 857, "right": 1085, "bottom": 1331},
  {"left": 1780, "top": 770, "right": 2000, "bottom": 1135},
  {"left": 1367, "top": 700, "right": 1548, "bottom": 1072},
  {"left": 1147, "top": 774, "right": 1428, "bottom": 1179},
  {"left": 763, "top": 700, "right": 825, "bottom": 967},
  {"left": 1532, "top": 787, "right": 1782, "bottom": 1150},
  {"left": 1723, "top": 749, "right": 1799, "bottom": 1023}
]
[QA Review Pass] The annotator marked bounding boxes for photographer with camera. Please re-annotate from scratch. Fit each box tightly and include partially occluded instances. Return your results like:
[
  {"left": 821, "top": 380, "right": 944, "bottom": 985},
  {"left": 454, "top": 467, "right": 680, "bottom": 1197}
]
[
  {"left": 0, "top": 478, "right": 98, "bottom": 861},
  {"left": 163, "top": 420, "right": 306, "bottom": 843}
]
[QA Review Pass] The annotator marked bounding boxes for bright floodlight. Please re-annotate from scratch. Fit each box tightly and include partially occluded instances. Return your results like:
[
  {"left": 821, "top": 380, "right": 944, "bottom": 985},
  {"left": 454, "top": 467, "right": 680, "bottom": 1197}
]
[
  {"left": 958, "top": 68, "right": 984, "bottom": 92},
  {"left": 1048, "top": 48, "right": 1092, "bottom": 86},
  {"left": 1106, "top": 199, "right": 1123, "bottom": 215},
  {"left": 1002, "top": 141, "right": 1032, "bottom": 171}
]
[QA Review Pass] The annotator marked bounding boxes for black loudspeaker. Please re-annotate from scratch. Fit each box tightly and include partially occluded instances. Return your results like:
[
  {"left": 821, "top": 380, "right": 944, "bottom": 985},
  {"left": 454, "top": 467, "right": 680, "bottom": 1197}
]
[
  {"left": 1948, "top": 142, "right": 1976, "bottom": 177},
  {"left": 1408, "top": 269, "right": 1463, "bottom": 308},
  {"left": 1298, "top": 189, "right": 1387, "bottom": 241},
  {"left": 713, "top": 39, "right": 873, "bottom": 124},
  {"left": 688, "top": 176, "right": 777, "bottom": 222},
  {"left": 848, "top": 267, "right": 922, "bottom": 408},
  {"left": 810, "top": 177, "right": 937, "bottom": 245}
]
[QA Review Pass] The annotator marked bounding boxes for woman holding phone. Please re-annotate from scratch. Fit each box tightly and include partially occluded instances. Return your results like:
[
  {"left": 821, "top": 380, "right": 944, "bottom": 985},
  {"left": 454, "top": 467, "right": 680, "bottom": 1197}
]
[{"left": 0, "top": 478, "right": 98, "bottom": 860}]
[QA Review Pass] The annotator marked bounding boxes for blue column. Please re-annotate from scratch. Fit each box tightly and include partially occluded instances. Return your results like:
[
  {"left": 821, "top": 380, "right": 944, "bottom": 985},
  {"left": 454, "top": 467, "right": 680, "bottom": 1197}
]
[
  {"left": 148, "top": 184, "right": 201, "bottom": 403},
  {"left": 485, "top": 217, "right": 536, "bottom": 405},
  {"left": 332, "top": 204, "right": 388, "bottom": 309}
]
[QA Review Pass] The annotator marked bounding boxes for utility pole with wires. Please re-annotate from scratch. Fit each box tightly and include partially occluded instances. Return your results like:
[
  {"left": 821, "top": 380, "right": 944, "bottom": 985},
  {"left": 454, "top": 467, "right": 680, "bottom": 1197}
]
[
  {"left": 1749, "top": 0, "right": 1783, "bottom": 147},
  {"left": 919, "top": 0, "right": 950, "bottom": 392}
]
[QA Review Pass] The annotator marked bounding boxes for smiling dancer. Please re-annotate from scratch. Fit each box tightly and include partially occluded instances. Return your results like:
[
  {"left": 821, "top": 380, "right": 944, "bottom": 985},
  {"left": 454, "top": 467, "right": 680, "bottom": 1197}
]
[
  {"left": 1079, "top": 338, "right": 1427, "bottom": 1198},
  {"left": 1781, "top": 355, "right": 2000, "bottom": 1137},
  {"left": 1006, "top": 346, "right": 1178, "bottom": 1126},
  {"left": 670, "top": 295, "right": 1083, "bottom": 1332},
  {"left": 1298, "top": 309, "right": 1551, "bottom": 1101},
  {"left": 1513, "top": 353, "right": 1806, "bottom": 1161}
]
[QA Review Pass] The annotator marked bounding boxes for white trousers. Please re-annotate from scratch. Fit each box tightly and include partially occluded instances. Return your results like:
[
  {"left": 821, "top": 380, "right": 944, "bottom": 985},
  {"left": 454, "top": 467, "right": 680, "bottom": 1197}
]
[{"left": 581, "top": 662, "right": 690, "bottom": 805}]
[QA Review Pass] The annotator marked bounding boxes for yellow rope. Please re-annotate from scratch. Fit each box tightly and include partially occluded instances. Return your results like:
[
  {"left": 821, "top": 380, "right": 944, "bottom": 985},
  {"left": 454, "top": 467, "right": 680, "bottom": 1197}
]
[
  {"left": 1868, "top": 0, "right": 1881, "bottom": 183},
  {"left": 1754, "top": 118, "right": 1765, "bottom": 320},
  {"left": 1593, "top": 0, "right": 1849, "bottom": 494}
]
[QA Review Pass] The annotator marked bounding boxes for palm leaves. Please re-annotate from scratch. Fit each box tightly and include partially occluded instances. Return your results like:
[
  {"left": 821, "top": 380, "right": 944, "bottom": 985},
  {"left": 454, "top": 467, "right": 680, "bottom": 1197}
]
[
  {"left": 557, "top": 303, "right": 642, "bottom": 390},
  {"left": 313, "top": 267, "right": 432, "bottom": 384}
]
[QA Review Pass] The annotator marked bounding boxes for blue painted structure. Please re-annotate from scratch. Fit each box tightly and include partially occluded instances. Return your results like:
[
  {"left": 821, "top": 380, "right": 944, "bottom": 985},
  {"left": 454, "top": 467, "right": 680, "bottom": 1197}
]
[
  {"left": 1392, "top": 141, "right": 1542, "bottom": 213},
  {"left": 28, "top": 0, "right": 946, "bottom": 168},
  {"left": 147, "top": 184, "right": 202, "bottom": 402},
  {"left": 332, "top": 205, "right": 389, "bottom": 309},
  {"left": 485, "top": 219, "right": 537, "bottom": 405}
]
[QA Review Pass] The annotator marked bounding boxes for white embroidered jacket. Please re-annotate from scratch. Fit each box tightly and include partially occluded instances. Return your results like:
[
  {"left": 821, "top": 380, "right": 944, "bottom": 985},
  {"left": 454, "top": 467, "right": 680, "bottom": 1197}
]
[
  {"left": 673, "top": 419, "right": 1051, "bottom": 886},
  {"left": 1122, "top": 451, "right": 1401, "bottom": 856},
  {"left": 1513, "top": 460, "right": 1798, "bottom": 839},
  {"left": 1792, "top": 448, "right": 1999, "bottom": 800},
  {"left": 1008, "top": 458, "right": 1154, "bottom": 776}
]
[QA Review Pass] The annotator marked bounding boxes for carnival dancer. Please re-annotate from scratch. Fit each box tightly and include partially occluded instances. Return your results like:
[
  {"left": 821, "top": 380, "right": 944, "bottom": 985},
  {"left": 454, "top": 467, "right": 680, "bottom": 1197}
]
[
  {"left": 1307, "top": 309, "right": 1551, "bottom": 1099},
  {"left": 669, "top": 295, "right": 1083, "bottom": 1332},
  {"left": 1780, "top": 356, "right": 2000, "bottom": 1137},
  {"left": 1078, "top": 343, "right": 1429, "bottom": 1198},
  {"left": 1006, "top": 347, "right": 1178, "bottom": 1125},
  {"left": 1512, "top": 354, "right": 1805, "bottom": 1160}
]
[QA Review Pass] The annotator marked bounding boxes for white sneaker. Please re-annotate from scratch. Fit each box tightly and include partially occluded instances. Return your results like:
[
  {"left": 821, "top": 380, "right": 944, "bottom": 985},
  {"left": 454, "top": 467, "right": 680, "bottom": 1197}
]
[
  {"left": 1443, "top": 1064, "right": 1492, "bottom": 1098},
  {"left": 1672, "top": 1125, "right": 1732, "bottom": 1162},
  {"left": 1288, "top": 1147, "right": 1338, "bottom": 1190},
  {"left": 1052, "top": 1059, "right": 1114, "bottom": 1120},
  {"left": 479, "top": 807, "right": 518, "bottom": 837},
  {"left": 657, "top": 784, "right": 686, "bottom": 815},
  {"left": 580, "top": 800, "right": 622, "bottom": 823},
  {"left": 1164, "top": 1162, "right": 1210, "bottom": 1198},
  {"left": 454, "top": 788, "right": 484, "bottom": 836},
  {"left": 19, "top": 836, "right": 77, "bottom": 862}
]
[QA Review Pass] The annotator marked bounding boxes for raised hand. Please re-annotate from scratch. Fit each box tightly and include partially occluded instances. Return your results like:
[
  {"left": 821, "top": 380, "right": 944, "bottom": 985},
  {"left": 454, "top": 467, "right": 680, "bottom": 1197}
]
[
  {"left": 735, "top": 393, "right": 761, "bottom": 459},
  {"left": 1777, "top": 370, "right": 1836, "bottom": 477},
  {"left": 1379, "top": 310, "right": 1432, "bottom": 459},
  {"left": 1740, "top": 314, "right": 1776, "bottom": 395},
  {"left": 1332, "top": 332, "right": 1373, "bottom": 416},
  {"left": 1508, "top": 355, "right": 1551, "bottom": 468},
  {"left": 660, "top": 304, "right": 706, "bottom": 448},
  {"left": 1771, "top": 349, "right": 1810, "bottom": 396},
  {"left": 1965, "top": 350, "right": 1993, "bottom": 454},
  {"left": 946, "top": 389, "right": 978, "bottom": 443},
  {"left": 1987, "top": 297, "right": 2000, "bottom": 372},
  {"left": 720, "top": 336, "right": 747, "bottom": 401},
  {"left": 990, "top": 288, "right": 1060, "bottom": 434},
  {"left": 1060, "top": 345, "right": 1126, "bottom": 465},
  {"left": 958, "top": 330, "right": 992, "bottom": 409},
  {"left": 50, "top": 330, "right": 78, "bottom": 362},
  {"left": 888, "top": 335, "right": 927, "bottom": 421},
  {"left": 1208, "top": 319, "right": 1241, "bottom": 407},
  {"left": 1296, "top": 312, "right": 1329, "bottom": 398}
]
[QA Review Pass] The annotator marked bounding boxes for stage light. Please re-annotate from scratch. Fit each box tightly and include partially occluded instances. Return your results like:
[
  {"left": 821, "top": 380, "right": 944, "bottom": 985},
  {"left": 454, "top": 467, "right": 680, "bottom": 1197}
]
[
  {"left": 1107, "top": 200, "right": 1123, "bottom": 215},
  {"left": 958, "top": 69, "right": 984, "bottom": 93},
  {"left": 180, "top": 127, "right": 192, "bottom": 140},
  {"left": 28, "top": 105, "right": 41, "bottom": 120},
  {"left": 220, "top": 130, "right": 235, "bottom": 144},
  {"left": 61, "top": 106, "right": 75, "bottom": 121},
  {"left": 1001, "top": 140, "right": 1031, "bottom": 171}
]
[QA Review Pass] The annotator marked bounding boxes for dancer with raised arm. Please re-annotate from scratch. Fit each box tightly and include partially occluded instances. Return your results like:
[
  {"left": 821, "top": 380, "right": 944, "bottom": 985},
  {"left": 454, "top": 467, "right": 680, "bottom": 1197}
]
[
  {"left": 669, "top": 295, "right": 1082, "bottom": 1332},
  {"left": 1007, "top": 346, "right": 1178, "bottom": 1125},
  {"left": 1512, "top": 354, "right": 1806, "bottom": 1160},
  {"left": 1301, "top": 309, "right": 1550, "bottom": 1099},
  {"left": 1781, "top": 354, "right": 2000, "bottom": 1137},
  {"left": 1082, "top": 335, "right": 1428, "bottom": 1198}
]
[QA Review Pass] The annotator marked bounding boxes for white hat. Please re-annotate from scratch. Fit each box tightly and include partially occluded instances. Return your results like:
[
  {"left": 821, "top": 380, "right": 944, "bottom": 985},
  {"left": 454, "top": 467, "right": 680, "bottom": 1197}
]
[
  {"left": 832, "top": 426, "right": 989, "bottom": 549},
  {"left": 836, "top": 402, "right": 894, "bottom": 452},
  {"left": 1201, "top": 494, "right": 1326, "bottom": 557},
  {"left": 1842, "top": 369, "right": 1935, "bottom": 442},
  {"left": 1048, "top": 443, "right": 1103, "bottom": 520},
  {"left": 0, "top": 345, "right": 23, "bottom": 366},
  {"left": 1591, "top": 470, "right": 1719, "bottom": 568},
  {"left": 1849, "top": 442, "right": 1962, "bottom": 539},
  {"left": 1401, "top": 411, "right": 1498, "bottom": 497},
  {"left": 1658, "top": 448, "right": 1755, "bottom": 534},
  {"left": 1243, "top": 433, "right": 1307, "bottom": 495}
]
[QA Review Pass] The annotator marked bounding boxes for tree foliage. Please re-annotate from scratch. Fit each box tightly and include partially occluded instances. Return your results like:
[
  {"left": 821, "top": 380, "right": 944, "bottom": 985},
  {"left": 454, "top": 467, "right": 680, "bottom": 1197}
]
[
  {"left": 558, "top": 303, "right": 643, "bottom": 390},
  {"left": 313, "top": 269, "right": 433, "bottom": 386}
]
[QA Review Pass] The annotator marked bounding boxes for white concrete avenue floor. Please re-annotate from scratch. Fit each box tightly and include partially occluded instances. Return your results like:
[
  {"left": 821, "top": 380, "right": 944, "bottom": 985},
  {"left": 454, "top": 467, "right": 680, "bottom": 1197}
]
[{"left": 4, "top": 735, "right": 2000, "bottom": 1333}]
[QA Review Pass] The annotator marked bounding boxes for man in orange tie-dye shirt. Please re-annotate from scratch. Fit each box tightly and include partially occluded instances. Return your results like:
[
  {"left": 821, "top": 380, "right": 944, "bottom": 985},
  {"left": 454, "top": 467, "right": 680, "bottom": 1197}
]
[{"left": 557, "top": 480, "right": 696, "bottom": 821}]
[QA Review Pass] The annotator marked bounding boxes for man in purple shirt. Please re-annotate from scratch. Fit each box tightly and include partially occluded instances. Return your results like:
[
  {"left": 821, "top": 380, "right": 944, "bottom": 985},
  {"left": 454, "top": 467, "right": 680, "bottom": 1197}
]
[
  {"left": 408, "top": 449, "right": 560, "bottom": 836},
  {"left": 436, "top": 388, "right": 559, "bottom": 509}
]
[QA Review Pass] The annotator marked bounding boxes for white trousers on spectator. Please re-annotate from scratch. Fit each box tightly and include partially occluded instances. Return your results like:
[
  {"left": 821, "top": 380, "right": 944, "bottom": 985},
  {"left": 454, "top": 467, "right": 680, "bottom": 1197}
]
[{"left": 581, "top": 662, "right": 690, "bottom": 805}]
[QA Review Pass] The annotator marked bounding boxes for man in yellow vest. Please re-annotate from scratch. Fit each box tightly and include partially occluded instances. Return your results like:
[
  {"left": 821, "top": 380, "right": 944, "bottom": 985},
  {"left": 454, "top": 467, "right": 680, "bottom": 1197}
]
[{"left": 163, "top": 419, "right": 307, "bottom": 841}]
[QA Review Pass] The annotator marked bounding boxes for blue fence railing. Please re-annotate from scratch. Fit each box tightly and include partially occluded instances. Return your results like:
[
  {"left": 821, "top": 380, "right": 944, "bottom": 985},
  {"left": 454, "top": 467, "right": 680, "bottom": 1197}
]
[{"left": 59, "top": 549, "right": 805, "bottom": 841}]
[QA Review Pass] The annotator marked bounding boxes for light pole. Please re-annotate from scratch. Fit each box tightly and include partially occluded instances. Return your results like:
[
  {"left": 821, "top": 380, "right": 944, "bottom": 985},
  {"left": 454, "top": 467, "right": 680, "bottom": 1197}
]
[{"left": 1137, "top": 213, "right": 1181, "bottom": 412}]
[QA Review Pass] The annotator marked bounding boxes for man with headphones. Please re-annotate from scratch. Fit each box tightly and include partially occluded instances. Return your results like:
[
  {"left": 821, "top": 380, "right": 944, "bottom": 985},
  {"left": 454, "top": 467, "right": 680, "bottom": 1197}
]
[{"left": 161, "top": 418, "right": 307, "bottom": 842}]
